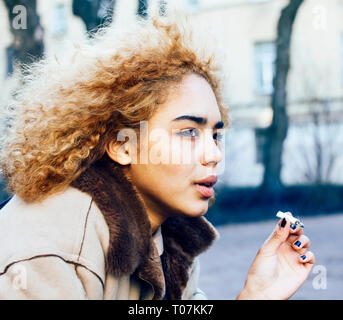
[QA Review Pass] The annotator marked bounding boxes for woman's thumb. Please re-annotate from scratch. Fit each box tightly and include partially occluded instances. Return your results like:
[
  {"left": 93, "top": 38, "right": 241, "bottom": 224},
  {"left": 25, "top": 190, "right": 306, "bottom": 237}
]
[{"left": 260, "top": 217, "right": 290, "bottom": 255}]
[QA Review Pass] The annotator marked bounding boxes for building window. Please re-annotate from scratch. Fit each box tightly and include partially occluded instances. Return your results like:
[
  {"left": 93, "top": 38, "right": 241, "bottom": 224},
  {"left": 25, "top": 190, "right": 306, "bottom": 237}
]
[
  {"left": 254, "top": 41, "right": 276, "bottom": 95},
  {"left": 52, "top": 3, "right": 67, "bottom": 36}
]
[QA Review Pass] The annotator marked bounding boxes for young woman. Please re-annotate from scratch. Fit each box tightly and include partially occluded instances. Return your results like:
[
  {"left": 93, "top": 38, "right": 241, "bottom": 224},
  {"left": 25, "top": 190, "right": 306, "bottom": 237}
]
[{"left": 0, "top": 12, "right": 314, "bottom": 300}]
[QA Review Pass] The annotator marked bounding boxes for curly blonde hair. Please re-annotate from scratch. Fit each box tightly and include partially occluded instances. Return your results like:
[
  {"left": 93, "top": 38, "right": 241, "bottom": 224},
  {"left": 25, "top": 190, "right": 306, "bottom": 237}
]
[{"left": 0, "top": 9, "right": 229, "bottom": 203}]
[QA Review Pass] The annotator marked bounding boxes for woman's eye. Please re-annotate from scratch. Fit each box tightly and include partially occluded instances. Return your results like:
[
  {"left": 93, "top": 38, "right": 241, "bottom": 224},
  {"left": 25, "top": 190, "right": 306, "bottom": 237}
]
[{"left": 177, "top": 128, "right": 200, "bottom": 138}]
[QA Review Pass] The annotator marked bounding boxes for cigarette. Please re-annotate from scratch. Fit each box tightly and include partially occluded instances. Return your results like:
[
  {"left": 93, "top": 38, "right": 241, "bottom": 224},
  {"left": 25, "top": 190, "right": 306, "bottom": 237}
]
[{"left": 276, "top": 211, "right": 304, "bottom": 228}]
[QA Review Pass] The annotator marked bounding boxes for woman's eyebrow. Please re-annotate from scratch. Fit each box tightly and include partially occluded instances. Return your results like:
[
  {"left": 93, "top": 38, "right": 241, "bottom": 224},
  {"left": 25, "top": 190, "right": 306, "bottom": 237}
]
[{"left": 172, "top": 115, "right": 224, "bottom": 129}]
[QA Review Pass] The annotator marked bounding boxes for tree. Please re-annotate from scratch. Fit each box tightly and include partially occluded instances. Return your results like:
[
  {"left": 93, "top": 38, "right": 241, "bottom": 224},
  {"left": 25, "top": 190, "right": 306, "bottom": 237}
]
[
  {"left": 3, "top": 0, "right": 44, "bottom": 75},
  {"left": 72, "top": 0, "right": 115, "bottom": 36},
  {"left": 72, "top": 0, "right": 160, "bottom": 37},
  {"left": 261, "top": 0, "right": 304, "bottom": 191}
]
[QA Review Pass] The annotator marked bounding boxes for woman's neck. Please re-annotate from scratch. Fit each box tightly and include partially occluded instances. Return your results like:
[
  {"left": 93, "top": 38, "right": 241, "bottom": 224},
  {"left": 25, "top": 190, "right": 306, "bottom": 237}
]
[
  {"left": 142, "top": 196, "right": 168, "bottom": 235},
  {"left": 122, "top": 167, "right": 169, "bottom": 235}
]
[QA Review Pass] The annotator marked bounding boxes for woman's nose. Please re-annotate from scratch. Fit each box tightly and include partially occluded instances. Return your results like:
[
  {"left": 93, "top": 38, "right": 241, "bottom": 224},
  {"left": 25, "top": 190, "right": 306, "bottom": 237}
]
[{"left": 201, "top": 130, "right": 223, "bottom": 166}]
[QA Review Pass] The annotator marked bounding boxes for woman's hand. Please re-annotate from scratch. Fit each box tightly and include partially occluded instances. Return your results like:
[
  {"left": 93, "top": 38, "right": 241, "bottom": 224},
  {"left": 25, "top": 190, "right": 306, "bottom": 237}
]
[{"left": 236, "top": 213, "right": 315, "bottom": 300}]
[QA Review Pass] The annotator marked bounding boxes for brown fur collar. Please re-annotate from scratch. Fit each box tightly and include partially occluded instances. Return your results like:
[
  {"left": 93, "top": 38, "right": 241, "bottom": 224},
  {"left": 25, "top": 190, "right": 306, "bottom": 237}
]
[{"left": 70, "top": 154, "right": 218, "bottom": 300}]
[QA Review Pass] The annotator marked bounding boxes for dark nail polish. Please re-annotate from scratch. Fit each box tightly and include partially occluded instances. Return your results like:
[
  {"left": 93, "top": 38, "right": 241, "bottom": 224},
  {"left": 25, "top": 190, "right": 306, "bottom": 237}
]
[
  {"left": 301, "top": 255, "right": 306, "bottom": 260},
  {"left": 290, "top": 224, "right": 296, "bottom": 230},
  {"left": 280, "top": 218, "right": 286, "bottom": 228},
  {"left": 294, "top": 240, "right": 302, "bottom": 247}
]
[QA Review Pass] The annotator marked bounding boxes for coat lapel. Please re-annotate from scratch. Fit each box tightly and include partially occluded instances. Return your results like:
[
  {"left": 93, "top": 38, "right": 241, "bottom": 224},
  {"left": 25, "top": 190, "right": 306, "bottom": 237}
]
[{"left": 70, "top": 154, "right": 218, "bottom": 300}]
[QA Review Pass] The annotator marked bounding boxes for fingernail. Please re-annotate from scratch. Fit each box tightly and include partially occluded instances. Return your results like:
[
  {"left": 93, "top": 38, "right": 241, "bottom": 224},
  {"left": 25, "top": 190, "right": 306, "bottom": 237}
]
[
  {"left": 301, "top": 255, "right": 306, "bottom": 260},
  {"left": 280, "top": 218, "right": 287, "bottom": 228},
  {"left": 290, "top": 224, "right": 297, "bottom": 230},
  {"left": 294, "top": 240, "right": 301, "bottom": 247}
]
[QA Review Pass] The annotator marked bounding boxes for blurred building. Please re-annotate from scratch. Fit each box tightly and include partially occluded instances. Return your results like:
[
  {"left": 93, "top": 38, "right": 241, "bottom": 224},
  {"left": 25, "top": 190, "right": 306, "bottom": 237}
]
[{"left": 0, "top": 0, "right": 343, "bottom": 186}]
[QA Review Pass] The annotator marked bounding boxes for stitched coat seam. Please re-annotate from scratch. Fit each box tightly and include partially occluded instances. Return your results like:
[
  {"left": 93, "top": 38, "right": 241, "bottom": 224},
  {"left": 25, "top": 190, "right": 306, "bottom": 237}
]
[
  {"left": 0, "top": 253, "right": 105, "bottom": 289},
  {"left": 77, "top": 199, "right": 93, "bottom": 262}
]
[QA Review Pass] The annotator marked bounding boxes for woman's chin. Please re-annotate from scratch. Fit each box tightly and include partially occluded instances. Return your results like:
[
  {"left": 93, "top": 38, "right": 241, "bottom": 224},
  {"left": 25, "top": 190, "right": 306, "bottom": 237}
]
[{"left": 181, "top": 201, "right": 209, "bottom": 217}]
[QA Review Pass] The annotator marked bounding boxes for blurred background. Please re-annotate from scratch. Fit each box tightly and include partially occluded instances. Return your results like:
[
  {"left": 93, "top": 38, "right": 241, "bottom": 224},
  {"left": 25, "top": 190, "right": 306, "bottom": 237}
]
[{"left": 0, "top": 0, "right": 342, "bottom": 299}]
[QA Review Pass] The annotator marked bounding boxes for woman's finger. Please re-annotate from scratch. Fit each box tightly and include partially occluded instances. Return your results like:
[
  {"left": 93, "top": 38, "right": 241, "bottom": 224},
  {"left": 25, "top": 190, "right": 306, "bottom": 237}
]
[
  {"left": 289, "top": 223, "right": 303, "bottom": 235},
  {"left": 292, "top": 235, "right": 310, "bottom": 250},
  {"left": 299, "top": 250, "right": 315, "bottom": 265},
  {"left": 286, "top": 234, "right": 299, "bottom": 245},
  {"left": 284, "top": 212, "right": 304, "bottom": 236},
  {"left": 291, "top": 235, "right": 310, "bottom": 255},
  {"left": 260, "top": 217, "right": 291, "bottom": 255}
]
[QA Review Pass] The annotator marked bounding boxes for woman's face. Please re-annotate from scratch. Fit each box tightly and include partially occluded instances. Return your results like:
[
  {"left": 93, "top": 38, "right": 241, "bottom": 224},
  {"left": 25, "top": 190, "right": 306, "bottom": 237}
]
[{"left": 125, "top": 73, "right": 224, "bottom": 220}]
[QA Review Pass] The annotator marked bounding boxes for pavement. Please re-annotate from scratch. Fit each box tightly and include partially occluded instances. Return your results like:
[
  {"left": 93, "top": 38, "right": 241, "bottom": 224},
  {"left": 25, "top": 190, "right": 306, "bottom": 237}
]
[{"left": 198, "top": 213, "right": 343, "bottom": 300}]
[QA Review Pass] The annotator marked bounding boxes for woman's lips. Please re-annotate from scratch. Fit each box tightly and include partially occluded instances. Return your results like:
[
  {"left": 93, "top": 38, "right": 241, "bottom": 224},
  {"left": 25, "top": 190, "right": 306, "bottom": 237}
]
[
  {"left": 194, "top": 183, "right": 214, "bottom": 198},
  {"left": 193, "top": 175, "right": 217, "bottom": 198}
]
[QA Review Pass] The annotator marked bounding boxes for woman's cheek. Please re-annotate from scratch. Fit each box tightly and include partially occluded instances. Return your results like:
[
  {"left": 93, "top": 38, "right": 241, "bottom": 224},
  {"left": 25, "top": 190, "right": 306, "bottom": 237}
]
[
  {"left": 169, "top": 135, "right": 200, "bottom": 166},
  {"left": 156, "top": 166, "right": 208, "bottom": 216}
]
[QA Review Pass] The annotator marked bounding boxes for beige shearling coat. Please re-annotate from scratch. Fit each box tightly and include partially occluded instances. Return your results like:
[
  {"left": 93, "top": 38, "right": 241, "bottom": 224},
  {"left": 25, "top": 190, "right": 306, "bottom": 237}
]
[{"left": 0, "top": 154, "right": 219, "bottom": 300}]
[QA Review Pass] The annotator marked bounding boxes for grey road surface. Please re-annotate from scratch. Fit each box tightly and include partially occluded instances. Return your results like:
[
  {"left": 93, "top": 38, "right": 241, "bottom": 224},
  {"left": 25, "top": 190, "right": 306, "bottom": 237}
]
[{"left": 198, "top": 213, "right": 343, "bottom": 300}]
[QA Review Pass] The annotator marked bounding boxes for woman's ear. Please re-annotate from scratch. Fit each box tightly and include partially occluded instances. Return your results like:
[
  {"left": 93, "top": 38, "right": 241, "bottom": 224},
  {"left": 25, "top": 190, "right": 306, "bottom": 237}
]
[{"left": 106, "top": 140, "right": 132, "bottom": 165}]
